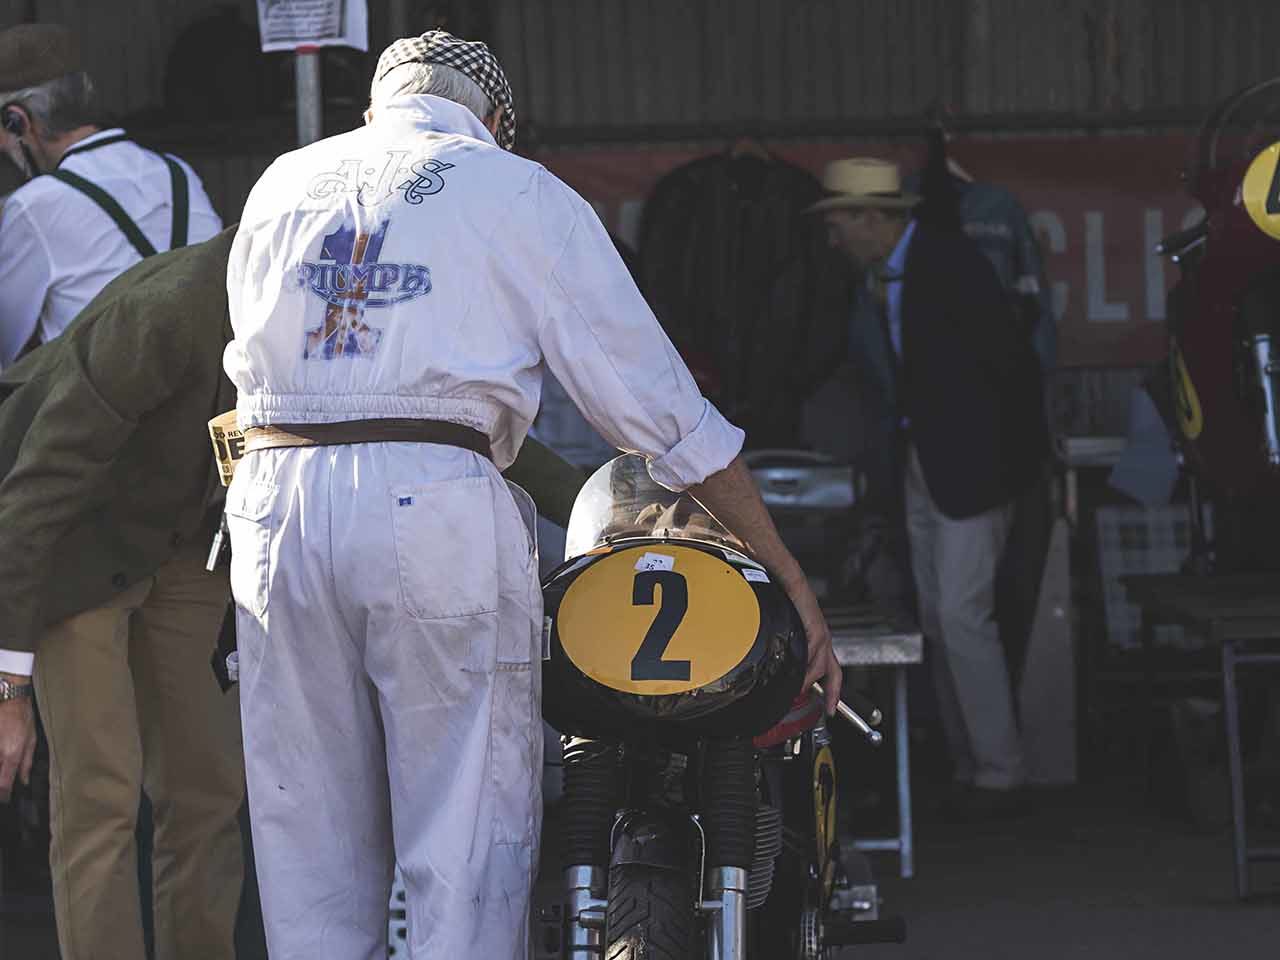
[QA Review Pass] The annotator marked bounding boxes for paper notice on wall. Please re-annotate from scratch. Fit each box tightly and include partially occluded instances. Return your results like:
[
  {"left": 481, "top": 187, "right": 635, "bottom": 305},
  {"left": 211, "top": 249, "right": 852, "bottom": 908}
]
[{"left": 256, "top": 0, "right": 368, "bottom": 52}]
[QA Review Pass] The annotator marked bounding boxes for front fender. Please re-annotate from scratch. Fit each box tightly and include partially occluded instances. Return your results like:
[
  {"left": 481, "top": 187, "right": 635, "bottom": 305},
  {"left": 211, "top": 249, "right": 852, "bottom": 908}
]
[{"left": 610, "top": 812, "right": 691, "bottom": 872}]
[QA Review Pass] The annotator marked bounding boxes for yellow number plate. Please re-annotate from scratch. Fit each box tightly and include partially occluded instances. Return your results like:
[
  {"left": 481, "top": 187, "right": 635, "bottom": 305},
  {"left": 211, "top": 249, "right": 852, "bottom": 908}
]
[
  {"left": 813, "top": 744, "right": 837, "bottom": 879},
  {"left": 1171, "top": 341, "right": 1204, "bottom": 441},
  {"left": 1243, "top": 141, "right": 1280, "bottom": 241},
  {"left": 557, "top": 545, "right": 762, "bottom": 696}
]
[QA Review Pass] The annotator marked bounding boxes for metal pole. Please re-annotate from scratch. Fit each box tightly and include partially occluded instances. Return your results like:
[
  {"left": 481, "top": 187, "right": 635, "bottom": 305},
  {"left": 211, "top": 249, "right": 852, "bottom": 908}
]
[
  {"left": 1221, "top": 633, "right": 1249, "bottom": 898},
  {"left": 895, "top": 665, "right": 914, "bottom": 879},
  {"left": 295, "top": 46, "right": 323, "bottom": 147}
]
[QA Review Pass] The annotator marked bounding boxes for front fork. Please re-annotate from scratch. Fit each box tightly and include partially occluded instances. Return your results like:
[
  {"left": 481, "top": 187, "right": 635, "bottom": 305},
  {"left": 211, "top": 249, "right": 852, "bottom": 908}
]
[
  {"left": 562, "top": 861, "right": 749, "bottom": 960},
  {"left": 561, "top": 737, "right": 755, "bottom": 960},
  {"left": 563, "top": 865, "right": 606, "bottom": 959},
  {"left": 703, "top": 865, "right": 749, "bottom": 960}
]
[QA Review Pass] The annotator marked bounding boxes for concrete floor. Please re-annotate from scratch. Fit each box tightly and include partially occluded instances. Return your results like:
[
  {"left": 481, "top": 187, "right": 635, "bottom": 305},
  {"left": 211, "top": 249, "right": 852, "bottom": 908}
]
[
  {"left": 3, "top": 780, "right": 1277, "bottom": 959},
  {"left": 853, "top": 784, "right": 1279, "bottom": 960}
]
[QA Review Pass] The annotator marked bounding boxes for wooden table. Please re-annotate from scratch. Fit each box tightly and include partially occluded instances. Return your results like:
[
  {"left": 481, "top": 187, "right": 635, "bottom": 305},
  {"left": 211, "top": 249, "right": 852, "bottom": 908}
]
[
  {"left": 1122, "top": 574, "right": 1280, "bottom": 898},
  {"left": 826, "top": 605, "right": 924, "bottom": 879}
]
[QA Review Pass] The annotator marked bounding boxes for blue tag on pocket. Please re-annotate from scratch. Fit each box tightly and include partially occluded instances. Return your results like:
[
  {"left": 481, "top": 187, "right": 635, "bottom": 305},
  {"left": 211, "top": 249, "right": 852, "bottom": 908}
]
[{"left": 398, "top": 496, "right": 414, "bottom": 507}]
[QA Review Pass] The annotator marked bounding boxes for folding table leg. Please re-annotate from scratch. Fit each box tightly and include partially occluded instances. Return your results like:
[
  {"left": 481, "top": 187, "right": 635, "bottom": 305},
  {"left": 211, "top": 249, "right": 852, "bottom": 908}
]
[
  {"left": 1140, "top": 609, "right": 1156, "bottom": 794},
  {"left": 895, "top": 666, "right": 914, "bottom": 879},
  {"left": 1221, "top": 634, "right": 1249, "bottom": 899}
]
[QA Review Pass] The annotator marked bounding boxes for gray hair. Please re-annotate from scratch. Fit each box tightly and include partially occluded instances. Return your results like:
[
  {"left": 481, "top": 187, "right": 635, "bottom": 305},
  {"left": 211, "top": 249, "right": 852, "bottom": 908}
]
[
  {"left": 368, "top": 61, "right": 492, "bottom": 122},
  {"left": 0, "top": 71, "right": 97, "bottom": 136}
]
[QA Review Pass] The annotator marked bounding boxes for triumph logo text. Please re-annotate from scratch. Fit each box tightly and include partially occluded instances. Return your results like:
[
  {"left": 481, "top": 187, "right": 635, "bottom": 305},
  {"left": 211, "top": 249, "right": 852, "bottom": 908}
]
[{"left": 298, "top": 220, "right": 431, "bottom": 360}]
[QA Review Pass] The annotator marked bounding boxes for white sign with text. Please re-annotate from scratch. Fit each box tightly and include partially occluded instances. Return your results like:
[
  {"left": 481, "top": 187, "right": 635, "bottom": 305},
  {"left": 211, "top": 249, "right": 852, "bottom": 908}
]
[{"left": 256, "top": 0, "right": 367, "bottom": 52}]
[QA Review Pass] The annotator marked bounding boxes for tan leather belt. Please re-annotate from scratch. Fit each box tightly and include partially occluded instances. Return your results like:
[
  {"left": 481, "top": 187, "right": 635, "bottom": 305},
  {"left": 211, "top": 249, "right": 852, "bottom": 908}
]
[{"left": 242, "top": 418, "right": 492, "bottom": 460}]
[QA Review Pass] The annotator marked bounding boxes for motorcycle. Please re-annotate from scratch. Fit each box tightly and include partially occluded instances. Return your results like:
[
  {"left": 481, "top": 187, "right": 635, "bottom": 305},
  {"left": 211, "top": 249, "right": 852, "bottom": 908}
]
[
  {"left": 1159, "top": 78, "right": 1280, "bottom": 568},
  {"left": 541, "top": 455, "right": 905, "bottom": 959}
]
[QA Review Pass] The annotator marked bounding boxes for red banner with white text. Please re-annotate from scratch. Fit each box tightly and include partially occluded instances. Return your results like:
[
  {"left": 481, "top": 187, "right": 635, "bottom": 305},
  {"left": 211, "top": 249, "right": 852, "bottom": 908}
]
[{"left": 538, "top": 136, "right": 1204, "bottom": 368}]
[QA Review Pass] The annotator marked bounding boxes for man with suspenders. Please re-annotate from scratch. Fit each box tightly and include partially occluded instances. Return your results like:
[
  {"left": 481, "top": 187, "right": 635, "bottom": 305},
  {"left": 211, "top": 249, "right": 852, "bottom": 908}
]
[
  {"left": 0, "top": 24, "right": 221, "bottom": 368},
  {"left": 0, "top": 25, "right": 234, "bottom": 960}
]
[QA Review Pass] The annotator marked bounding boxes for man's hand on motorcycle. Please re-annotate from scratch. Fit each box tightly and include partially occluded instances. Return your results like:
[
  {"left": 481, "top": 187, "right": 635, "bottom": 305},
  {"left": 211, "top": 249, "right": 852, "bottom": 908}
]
[
  {"left": 789, "top": 582, "right": 842, "bottom": 715},
  {"left": 0, "top": 693, "right": 36, "bottom": 804}
]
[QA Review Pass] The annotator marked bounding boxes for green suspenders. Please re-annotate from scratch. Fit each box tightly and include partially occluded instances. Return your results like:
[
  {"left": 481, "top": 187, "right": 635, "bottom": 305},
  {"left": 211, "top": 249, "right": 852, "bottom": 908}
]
[{"left": 50, "top": 149, "right": 190, "bottom": 259}]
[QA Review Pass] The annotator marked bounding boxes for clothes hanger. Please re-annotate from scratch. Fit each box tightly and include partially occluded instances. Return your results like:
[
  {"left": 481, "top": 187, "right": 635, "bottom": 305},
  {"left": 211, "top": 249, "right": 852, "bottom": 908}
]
[
  {"left": 727, "top": 136, "right": 771, "bottom": 161},
  {"left": 946, "top": 157, "right": 975, "bottom": 183}
]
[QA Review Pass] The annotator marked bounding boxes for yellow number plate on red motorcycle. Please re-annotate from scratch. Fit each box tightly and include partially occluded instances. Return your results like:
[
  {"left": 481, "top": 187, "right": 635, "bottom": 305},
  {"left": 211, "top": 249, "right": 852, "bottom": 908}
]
[
  {"left": 1243, "top": 141, "right": 1280, "bottom": 241},
  {"left": 557, "top": 545, "right": 762, "bottom": 696},
  {"left": 1170, "top": 341, "right": 1203, "bottom": 441}
]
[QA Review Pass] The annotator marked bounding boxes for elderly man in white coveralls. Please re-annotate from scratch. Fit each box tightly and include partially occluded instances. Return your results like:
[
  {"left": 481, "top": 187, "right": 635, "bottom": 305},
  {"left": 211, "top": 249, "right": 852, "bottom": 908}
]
[{"left": 223, "top": 31, "right": 842, "bottom": 960}]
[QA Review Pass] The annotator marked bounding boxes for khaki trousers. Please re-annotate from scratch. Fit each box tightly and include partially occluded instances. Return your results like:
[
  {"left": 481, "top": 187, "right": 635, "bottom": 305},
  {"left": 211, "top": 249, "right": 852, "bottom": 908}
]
[
  {"left": 33, "top": 543, "right": 245, "bottom": 960},
  {"left": 904, "top": 447, "right": 1024, "bottom": 790}
]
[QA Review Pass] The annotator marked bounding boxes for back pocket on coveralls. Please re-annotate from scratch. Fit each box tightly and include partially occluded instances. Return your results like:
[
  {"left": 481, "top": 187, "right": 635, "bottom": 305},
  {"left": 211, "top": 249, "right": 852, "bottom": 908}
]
[
  {"left": 390, "top": 477, "right": 500, "bottom": 622},
  {"left": 224, "top": 479, "right": 278, "bottom": 619}
]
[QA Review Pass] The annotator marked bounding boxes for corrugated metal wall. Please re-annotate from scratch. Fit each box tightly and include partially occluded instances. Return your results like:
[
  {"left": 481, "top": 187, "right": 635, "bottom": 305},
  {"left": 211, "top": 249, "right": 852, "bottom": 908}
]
[
  {"left": 7, "top": 1, "right": 1276, "bottom": 224},
  {"left": 493, "top": 0, "right": 1280, "bottom": 142},
  {"left": 8, "top": 1, "right": 1277, "bottom": 137},
  {"left": 18, "top": 0, "right": 260, "bottom": 116}
]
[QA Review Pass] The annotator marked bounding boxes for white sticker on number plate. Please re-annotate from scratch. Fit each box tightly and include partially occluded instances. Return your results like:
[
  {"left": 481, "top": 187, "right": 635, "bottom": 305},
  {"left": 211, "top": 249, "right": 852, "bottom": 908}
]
[{"left": 634, "top": 551, "right": 676, "bottom": 572}]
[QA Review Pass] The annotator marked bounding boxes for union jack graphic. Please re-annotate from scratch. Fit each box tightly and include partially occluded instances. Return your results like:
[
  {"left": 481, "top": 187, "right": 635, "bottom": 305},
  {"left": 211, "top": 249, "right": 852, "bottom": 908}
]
[{"left": 303, "top": 221, "right": 391, "bottom": 360}]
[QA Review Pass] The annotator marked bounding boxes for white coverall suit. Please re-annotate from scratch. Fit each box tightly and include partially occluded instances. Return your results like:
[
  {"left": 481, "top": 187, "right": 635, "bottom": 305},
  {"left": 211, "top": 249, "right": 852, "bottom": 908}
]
[{"left": 223, "top": 95, "right": 744, "bottom": 960}]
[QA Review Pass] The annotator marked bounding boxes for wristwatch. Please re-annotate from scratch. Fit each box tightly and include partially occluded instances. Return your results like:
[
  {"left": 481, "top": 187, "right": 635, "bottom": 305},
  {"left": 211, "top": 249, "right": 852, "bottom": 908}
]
[{"left": 0, "top": 677, "right": 33, "bottom": 703}]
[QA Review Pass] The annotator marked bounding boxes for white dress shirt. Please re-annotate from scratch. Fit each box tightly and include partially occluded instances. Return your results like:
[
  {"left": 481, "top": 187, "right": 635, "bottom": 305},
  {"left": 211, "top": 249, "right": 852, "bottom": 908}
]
[
  {"left": 226, "top": 95, "right": 743, "bottom": 491},
  {"left": 0, "top": 128, "right": 222, "bottom": 369},
  {"left": 0, "top": 130, "right": 221, "bottom": 675}
]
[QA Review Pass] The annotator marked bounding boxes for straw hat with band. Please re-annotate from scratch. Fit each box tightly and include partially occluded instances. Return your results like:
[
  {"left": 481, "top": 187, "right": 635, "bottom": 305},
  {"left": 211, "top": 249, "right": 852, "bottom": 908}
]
[
  {"left": 373, "top": 30, "right": 516, "bottom": 152},
  {"left": 806, "top": 158, "right": 920, "bottom": 214}
]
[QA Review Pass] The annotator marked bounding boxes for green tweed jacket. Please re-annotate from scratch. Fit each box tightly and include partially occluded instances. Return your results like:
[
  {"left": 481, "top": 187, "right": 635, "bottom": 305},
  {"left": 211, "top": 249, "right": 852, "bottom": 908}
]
[{"left": 0, "top": 227, "right": 586, "bottom": 655}]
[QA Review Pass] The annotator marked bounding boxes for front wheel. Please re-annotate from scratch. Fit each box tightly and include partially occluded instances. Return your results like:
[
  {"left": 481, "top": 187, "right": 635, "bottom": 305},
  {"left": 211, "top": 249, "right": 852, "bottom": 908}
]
[{"left": 604, "top": 863, "right": 695, "bottom": 960}]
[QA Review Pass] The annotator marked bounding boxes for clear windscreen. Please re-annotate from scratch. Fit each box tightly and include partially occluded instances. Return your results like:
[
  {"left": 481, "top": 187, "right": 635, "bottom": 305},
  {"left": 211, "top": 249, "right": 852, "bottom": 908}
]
[{"left": 563, "top": 454, "right": 747, "bottom": 560}]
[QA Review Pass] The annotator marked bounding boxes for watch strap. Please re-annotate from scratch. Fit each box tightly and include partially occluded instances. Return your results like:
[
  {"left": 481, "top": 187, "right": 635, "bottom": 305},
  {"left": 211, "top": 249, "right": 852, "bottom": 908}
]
[{"left": 0, "top": 678, "right": 34, "bottom": 702}]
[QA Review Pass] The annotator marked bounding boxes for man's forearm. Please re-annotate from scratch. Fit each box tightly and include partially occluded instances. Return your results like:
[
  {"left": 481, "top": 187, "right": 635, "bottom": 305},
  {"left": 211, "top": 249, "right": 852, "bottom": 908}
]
[
  {"left": 689, "top": 454, "right": 843, "bottom": 714},
  {"left": 688, "top": 456, "right": 805, "bottom": 587}
]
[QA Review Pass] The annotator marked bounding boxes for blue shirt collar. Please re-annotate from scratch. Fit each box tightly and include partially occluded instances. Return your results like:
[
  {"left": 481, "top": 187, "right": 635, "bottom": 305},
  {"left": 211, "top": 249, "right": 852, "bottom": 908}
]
[{"left": 884, "top": 219, "right": 916, "bottom": 278}]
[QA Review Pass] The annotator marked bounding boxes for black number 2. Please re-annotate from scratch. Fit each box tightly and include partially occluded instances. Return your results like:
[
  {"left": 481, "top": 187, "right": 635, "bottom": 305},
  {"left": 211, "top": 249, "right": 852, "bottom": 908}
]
[{"left": 631, "top": 570, "right": 691, "bottom": 681}]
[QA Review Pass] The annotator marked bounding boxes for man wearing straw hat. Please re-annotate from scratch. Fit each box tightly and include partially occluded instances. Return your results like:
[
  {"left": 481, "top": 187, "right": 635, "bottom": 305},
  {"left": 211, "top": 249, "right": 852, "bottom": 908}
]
[{"left": 812, "top": 157, "right": 1047, "bottom": 818}]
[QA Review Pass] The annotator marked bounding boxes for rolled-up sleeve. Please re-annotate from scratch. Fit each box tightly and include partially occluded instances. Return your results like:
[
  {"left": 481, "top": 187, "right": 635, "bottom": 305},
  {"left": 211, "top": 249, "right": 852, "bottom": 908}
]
[
  {"left": 645, "top": 398, "right": 745, "bottom": 490},
  {"left": 535, "top": 181, "right": 743, "bottom": 490},
  {"left": 0, "top": 650, "right": 34, "bottom": 674}
]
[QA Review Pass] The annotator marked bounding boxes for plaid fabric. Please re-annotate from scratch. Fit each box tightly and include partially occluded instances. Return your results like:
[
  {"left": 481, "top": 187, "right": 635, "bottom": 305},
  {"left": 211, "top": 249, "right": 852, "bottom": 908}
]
[
  {"left": 1095, "top": 504, "right": 1213, "bottom": 651},
  {"left": 374, "top": 30, "right": 516, "bottom": 151}
]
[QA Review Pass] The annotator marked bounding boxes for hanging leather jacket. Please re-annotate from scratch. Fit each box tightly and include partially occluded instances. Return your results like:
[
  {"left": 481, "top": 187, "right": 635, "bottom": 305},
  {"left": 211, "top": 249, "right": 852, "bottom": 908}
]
[{"left": 637, "top": 152, "right": 849, "bottom": 447}]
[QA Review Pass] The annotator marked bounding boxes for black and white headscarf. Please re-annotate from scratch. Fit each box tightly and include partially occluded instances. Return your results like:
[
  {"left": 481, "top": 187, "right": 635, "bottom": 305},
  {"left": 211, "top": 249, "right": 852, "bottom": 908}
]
[{"left": 374, "top": 30, "right": 516, "bottom": 151}]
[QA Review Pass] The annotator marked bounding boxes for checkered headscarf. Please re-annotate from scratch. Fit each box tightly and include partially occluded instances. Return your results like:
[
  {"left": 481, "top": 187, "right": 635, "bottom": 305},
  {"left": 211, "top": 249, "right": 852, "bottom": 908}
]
[{"left": 374, "top": 30, "right": 516, "bottom": 151}]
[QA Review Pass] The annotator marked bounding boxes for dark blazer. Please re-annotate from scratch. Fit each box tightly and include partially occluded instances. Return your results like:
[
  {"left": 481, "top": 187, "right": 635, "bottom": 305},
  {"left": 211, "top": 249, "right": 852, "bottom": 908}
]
[
  {"left": 0, "top": 228, "right": 586, "bottom": 654},
  {"left": 850, "top": 221, "right": 1047, "bottom": 520}
]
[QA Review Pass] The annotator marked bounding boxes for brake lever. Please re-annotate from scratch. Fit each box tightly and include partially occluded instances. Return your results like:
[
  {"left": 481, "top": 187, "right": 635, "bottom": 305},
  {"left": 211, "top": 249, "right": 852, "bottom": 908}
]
[
  {"left": 845, "top": 689, "right": 883, "bottom": 727},
  {"left": 812, "top": 682, "right": 883, "bottom": 746}
]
